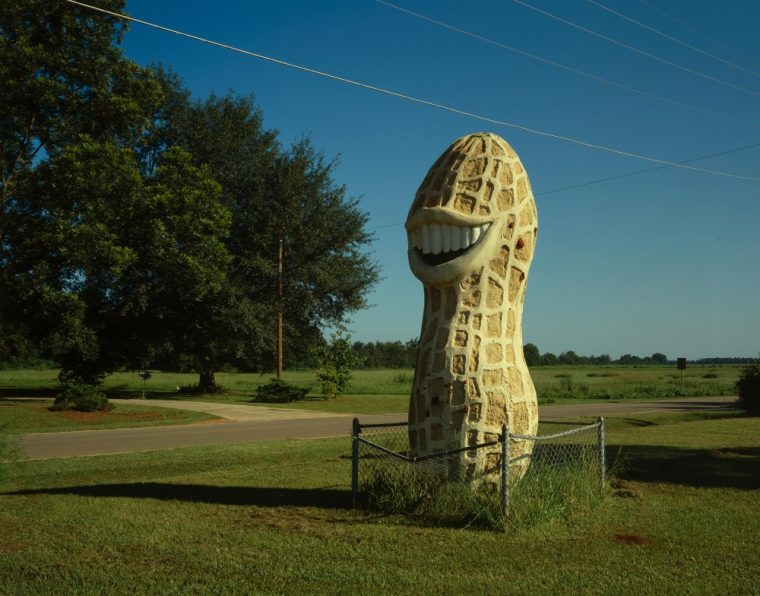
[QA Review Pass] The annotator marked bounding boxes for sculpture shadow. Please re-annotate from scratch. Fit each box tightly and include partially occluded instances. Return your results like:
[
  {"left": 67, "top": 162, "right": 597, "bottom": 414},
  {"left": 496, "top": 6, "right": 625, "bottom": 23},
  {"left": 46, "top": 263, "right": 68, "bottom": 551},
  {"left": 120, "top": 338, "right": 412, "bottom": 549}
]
[
  {"left": 6, "top": 482, "right": 352, "bottom": 509},
  {"left": 618, "top": 418, "right": 658, "bottom": 427},
  {"left": 611, "top": 444, "right": 760, "bottom": 490}
]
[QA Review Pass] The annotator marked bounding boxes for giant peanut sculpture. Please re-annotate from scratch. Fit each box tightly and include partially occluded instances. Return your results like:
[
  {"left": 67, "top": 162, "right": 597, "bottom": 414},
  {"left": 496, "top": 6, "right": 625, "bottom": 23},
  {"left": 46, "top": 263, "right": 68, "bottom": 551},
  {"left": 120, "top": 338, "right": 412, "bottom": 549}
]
[{"left": 406, "top": 132, "right": 538, "bottom": 482}]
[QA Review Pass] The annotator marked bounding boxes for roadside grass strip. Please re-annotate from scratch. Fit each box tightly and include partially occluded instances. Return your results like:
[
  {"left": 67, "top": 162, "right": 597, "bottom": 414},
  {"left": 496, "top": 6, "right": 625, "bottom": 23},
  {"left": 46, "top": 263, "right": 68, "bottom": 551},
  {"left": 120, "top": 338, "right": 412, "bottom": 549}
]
[{"left": 0, "top": 400, "right": 219, "bottom": 434}]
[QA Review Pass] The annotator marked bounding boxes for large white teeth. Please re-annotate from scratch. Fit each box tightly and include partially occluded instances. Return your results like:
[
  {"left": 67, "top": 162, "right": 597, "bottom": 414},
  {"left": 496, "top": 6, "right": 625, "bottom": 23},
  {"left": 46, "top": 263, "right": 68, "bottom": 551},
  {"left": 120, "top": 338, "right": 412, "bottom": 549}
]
[
  {"left": 462, "top": 227, "right": 472, "bottom": 248},
  {"left": 409, "top": 223, "right": 491, "bottom": 255},
  {"left": 440, "top": 224, "right": 451, "bottom": 253},
  {"left": 429, "top": 223, "right": 442, "bottom": 255},
  {"left": 450, "top": 226, "right": 461, "bottom": 251},
  {"left": 420, "top": 225, "right": 431, "bottom": 254}
]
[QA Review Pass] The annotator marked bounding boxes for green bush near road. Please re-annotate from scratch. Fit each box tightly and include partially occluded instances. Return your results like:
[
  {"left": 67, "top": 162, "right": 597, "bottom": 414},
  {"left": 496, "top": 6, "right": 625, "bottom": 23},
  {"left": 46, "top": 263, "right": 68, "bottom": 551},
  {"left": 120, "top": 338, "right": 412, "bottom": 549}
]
[
  {"left": 253, "top": 379, "right": 310, "bottom": 403},
  {"left": 51, "top": 383, "right": 111, "bottom": 412}
]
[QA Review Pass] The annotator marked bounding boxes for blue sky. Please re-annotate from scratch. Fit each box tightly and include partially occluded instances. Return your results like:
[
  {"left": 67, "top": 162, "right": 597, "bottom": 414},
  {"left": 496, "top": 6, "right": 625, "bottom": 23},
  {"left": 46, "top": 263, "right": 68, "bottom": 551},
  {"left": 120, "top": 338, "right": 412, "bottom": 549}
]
[{"left": 118, "top": 0, "right": 760, "bottom": 360}]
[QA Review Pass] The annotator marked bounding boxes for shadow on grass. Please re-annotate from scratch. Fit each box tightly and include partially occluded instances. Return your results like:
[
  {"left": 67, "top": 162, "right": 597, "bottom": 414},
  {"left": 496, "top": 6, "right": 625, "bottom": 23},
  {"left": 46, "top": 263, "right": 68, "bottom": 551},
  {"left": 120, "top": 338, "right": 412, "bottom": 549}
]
[
  {"left": 612, "top": 445, "right": 760, "bottom": 490},
  {"left": 7, "top": 482, "right": 352, "bottom": 508},
  {"left": 0, "top": 388, "right": 57, "bottom": 399},
  {"left": 618, "top": 418, "right": 658, "bottom": 427}
]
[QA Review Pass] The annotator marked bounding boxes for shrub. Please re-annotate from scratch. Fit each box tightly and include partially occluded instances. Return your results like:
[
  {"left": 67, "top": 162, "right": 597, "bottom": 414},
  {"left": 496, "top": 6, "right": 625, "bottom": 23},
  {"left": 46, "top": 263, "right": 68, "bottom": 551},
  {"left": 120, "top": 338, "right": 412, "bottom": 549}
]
[
  {"left": 315, "top": 331, "right": 361, "bottom": 399},
  {"left": 51, "top": 384, "right": 111, "bottom": 412},
  {"left": 253, "top": 379, "right": 310, "bottom": 403},
  {"left": 392, "top": 372, "right": 413, "bottom": 385},
  {"left": 702, "top": 372, "right": 718, "bottom": 379},
  {"left": 735, "top": 364, "right": 760, "bottom": 416}
]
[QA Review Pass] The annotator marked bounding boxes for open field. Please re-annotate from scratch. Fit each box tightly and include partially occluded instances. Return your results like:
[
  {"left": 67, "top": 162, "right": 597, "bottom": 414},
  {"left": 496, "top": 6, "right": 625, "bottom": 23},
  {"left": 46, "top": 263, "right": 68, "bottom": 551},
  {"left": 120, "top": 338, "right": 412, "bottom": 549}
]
[
  {"left": 0, "top": 365, "right": 740, "bottom": 416},
  {"left": 0, "top": 411, "right": 757, "bottom": 593}
]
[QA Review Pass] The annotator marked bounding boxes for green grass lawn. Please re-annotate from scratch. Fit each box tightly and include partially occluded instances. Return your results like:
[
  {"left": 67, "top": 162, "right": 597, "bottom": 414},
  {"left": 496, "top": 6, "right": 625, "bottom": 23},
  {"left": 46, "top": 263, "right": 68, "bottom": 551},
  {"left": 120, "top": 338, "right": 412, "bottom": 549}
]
[
  {"left": 0, "top": 365, "right": 740, "bottom": 416},
  {"left": 0, "top": 412, "right": 757, "bottom": 593},
  {"left": 532, "top": 364, "right": 737, "bottom": 401},
  {"left": 0, "top": 399, "right": 218, "bottom": 434}
]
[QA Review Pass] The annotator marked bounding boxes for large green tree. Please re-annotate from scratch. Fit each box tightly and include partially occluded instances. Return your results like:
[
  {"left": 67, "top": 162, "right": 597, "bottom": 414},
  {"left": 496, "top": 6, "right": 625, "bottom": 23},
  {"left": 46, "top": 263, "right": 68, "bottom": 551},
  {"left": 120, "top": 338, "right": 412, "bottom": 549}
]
[
  {"left": 7, "top": 137, "right": 230, "bottom": 387},
  {"left": 523, "top": 343, "right": 540, "bottom": 367},
  {"left": 123, "top": 147, "right": 233, "bottom": 389},
  {"left": 0, "top": 2, "right": 232, "bottom": 391},
  {"left": 0, "top": 0, "right": 160, "bottom": 375},
  {"left": 1, "top": 3, "right": 380, "bottom": 394},
  {"left": 260, "top": 139, "right": 379, "bottom": 368},
  {"left": 0, "top": 0, "right": 159, "bottom": 203},
  {"left": 144, "top": 74, "right": 380, "bottom": 390}
]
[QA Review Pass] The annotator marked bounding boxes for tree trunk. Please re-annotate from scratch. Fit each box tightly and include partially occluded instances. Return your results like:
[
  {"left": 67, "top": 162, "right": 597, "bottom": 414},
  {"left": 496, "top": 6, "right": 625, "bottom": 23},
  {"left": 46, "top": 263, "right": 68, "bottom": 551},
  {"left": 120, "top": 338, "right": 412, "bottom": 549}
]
[{"left": 198, "top": 366, "right": 217, "bottom": 393}]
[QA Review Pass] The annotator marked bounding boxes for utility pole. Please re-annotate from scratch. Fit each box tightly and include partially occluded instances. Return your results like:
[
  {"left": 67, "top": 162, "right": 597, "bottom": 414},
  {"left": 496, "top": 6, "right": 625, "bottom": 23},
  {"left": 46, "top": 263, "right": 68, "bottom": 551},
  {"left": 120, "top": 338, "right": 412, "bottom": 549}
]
[{"left": 277, "top": 238, "right": 284, "bottom": 379}]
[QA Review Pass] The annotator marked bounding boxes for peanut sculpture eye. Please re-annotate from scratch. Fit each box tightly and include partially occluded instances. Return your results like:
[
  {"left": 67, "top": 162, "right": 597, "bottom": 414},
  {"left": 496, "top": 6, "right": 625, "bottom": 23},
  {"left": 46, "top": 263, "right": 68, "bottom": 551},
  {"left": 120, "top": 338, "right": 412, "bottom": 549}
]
[{"left": 405, "top": 132, "right": 538, "bottom": 483}]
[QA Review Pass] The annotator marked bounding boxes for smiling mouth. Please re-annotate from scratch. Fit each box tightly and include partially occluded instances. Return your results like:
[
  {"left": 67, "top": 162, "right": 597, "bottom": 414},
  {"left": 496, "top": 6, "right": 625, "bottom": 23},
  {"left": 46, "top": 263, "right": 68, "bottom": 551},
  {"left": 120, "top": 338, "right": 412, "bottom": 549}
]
[{"left": 409, "top": 222, "right": 491, "bottom": 266}]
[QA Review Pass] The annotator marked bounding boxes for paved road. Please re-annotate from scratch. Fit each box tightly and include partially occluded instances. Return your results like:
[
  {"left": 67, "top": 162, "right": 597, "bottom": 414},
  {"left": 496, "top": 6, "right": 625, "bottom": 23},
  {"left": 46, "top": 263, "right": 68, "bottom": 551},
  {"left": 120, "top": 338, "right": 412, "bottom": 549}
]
[
  {"left": 14, "top": 395, "right": 736, "bottom": 460},
  {"left": 538, "top": 395, "right": 735, "bottom": 419}
]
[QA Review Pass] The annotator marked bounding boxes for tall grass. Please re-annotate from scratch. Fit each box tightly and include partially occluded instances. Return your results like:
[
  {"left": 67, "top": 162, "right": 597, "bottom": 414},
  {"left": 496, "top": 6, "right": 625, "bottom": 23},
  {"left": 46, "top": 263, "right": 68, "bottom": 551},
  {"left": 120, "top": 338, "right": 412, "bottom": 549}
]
[
  {"left": 359, "top": 445, "right": 603, "bottom": 531},
  {"left": 361, "top": 464, "right": 507, "bottom": 529},
  {"left": 361, "top": 462, "right": 602, "bottom": 531},
  {"left": 506, "top": 455, "right": 602, "bottom": 530}
]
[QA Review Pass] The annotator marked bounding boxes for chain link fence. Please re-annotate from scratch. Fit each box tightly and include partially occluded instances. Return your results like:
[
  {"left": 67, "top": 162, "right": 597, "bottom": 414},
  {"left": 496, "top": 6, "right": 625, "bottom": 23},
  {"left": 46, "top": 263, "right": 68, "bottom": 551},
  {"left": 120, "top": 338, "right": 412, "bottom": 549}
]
[{"left": 351, "top": 417, "right": 605, "bottom": 528}]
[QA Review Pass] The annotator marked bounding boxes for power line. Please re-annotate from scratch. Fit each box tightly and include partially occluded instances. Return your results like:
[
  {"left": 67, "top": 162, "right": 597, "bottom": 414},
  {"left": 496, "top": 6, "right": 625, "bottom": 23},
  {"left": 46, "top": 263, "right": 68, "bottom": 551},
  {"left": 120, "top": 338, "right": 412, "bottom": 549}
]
[
  {"left": 376, "top": 0, "right": 759, "bottom": 129},
  {"left": 637, "top": 0, "right": 760, "bottom": 69},
  {"left": 367, "top": 141, "right": 760, "bottom": 232},
  {"left": 512, "top": 0, "right": 760, "bottom": 97},
  {"left": 539, "top": 141, "right": 760, "bottom": 196},
  {"left": 366, "top": 222, "right": 402, "bottom": 233},
  {"left": 63, "top": 0, "right": 760, "bottom": 184},
  {"left": 586, "top": 0, "right": 760, "bottom": 79}
]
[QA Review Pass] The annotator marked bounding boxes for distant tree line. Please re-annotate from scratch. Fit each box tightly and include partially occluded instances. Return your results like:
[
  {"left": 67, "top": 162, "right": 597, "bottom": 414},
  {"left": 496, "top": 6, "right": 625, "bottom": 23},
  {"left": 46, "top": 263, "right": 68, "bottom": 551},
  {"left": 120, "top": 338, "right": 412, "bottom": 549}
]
[
  {"left": 351, "top": 340, "right": 417, "bottom": 369},
  {"left": 340, "top": 341, "right": 758, "bottom": 369},
  {"left": 522, "top": 345, "right": 756, "bottom": 366},
  {"left": 3, "top": 335, "right": 756, "bottom": 372},
  {"left": 507, "top": 345, "right": 672, "bottom": 367},
  {"left": 690, "top": 357, "right": 759, "bottom": 365}
]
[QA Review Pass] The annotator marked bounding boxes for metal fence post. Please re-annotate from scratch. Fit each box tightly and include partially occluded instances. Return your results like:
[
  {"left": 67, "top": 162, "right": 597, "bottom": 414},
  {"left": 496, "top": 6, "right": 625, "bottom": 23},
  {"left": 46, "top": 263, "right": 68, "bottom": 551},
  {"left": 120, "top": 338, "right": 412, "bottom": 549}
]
[
  {"left": 351, "top": 417, "right": 360, "bottom": 508},
  {"left": 501, "top": 423, "right": 509, "bottom": 515},
  {"left": 598, "top": 416, "right": 605, "bottom": 495}
]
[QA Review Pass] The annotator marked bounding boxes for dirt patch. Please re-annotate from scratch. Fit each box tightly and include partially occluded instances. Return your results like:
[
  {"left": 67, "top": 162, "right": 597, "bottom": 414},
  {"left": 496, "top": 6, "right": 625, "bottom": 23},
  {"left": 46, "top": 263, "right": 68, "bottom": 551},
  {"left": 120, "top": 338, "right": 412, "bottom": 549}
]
[
  {"left": 242, "top": 507, "right": 348, "bottom": 537},
  {"left": 610, "top": 479, "right": 642, "bottom": 499},
  {"left": 614, "top": 534, "right": 651, "bottom": 546}
]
